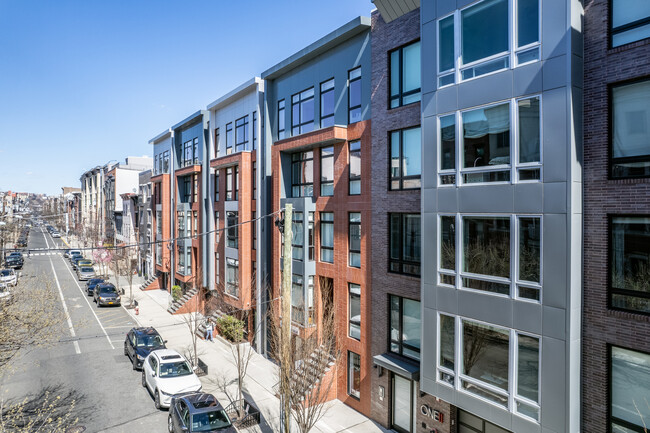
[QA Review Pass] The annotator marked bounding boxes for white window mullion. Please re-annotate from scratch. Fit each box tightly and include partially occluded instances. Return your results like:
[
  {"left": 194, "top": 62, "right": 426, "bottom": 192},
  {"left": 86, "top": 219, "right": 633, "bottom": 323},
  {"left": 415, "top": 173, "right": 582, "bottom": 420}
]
[
  {"left": 456, "top": 213, "right": 461, "bottom": 290},
  {"left": 456, "top": 110, "right": 462, "bottom": 186},
  {"left": 511, "top": 214, "right": 518, "bottom": 297},
  {"left": 455, "top": 315, "right": 461, "bottom": 391},
  {"left": 509, "top": 328, "right": 516, "bottom": 413},
  {"left": 511, "top": 98, "right": 518, "bottom": 183}
]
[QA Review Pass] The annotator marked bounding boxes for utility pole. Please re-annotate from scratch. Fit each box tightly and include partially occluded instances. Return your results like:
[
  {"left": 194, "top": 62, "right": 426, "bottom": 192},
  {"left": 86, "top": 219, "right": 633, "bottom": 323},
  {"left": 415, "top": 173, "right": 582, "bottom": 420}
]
[{"left": 280, "top": 203, "right": 292, "bottom": 433}]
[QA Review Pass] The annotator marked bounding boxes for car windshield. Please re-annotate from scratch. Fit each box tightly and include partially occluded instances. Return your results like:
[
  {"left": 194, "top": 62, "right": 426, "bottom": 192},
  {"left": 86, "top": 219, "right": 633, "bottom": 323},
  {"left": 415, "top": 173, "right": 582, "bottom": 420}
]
[
  {"left": 99, "top": 286, "right": 117, "bottom": 294},
  {"left": 136, "top": 335, "right": 164, "bottom": 348},
  {"left": 1, "top": 270, "right": 11, "bottom": 276},
  {"left": 191, "top": 410, "right": 232, "bottom": 431},
  {"left": 158, "top": 361, "right": 192, "bottom": 377}
]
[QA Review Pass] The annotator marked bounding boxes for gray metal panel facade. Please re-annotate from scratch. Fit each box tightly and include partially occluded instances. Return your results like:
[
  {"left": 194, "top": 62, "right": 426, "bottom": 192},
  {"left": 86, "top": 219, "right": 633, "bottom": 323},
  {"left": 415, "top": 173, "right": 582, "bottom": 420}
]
[{"left": 420, "top": 1, "right": 583, "bottom": 432}]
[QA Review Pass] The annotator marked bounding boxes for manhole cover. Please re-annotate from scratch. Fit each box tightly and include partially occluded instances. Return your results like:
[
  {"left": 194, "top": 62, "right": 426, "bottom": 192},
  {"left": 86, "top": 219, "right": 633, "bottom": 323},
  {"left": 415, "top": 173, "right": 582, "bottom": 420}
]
[{"left": 65, "top": 426, "right": 86, "bottom": 433}]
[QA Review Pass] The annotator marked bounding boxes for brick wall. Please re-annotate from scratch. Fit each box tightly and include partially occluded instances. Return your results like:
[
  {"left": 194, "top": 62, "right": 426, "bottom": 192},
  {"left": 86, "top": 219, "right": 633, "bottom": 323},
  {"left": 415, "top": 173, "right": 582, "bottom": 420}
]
[{"left": 583, "top": 1, "right": 650, "bottom": 431}]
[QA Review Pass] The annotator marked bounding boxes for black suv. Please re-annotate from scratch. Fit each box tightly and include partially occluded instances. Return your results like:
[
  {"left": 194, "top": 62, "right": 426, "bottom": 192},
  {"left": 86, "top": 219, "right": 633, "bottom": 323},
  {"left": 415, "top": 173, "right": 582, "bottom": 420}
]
[
  {"left": 85, "top": 278, "right": 105, "bottom": 296},
  {"left": 124, "top": 327, "right": 166, "bottom": 370},
  {"left": 168, "top": 392, "right": 235, "bottom": 433},
  {"left": 6, "top": 252, "right": 23, "bottom": 269},
  {"left": 93, "top": 283, "right": 120, "bottom": 307}
]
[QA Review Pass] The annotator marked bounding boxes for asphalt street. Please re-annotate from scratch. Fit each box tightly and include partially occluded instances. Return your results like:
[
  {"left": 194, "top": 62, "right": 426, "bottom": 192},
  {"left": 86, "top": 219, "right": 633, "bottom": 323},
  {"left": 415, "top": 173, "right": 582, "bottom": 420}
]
[{"left": 1, "top": 226, "right": 168, "bottom": 432}]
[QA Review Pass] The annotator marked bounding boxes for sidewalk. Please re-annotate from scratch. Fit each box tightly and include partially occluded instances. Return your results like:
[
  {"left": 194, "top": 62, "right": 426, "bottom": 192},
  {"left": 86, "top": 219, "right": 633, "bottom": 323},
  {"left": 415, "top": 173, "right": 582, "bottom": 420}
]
[{"left": 123, "top": 287, "right": 390, "bottom": 433}]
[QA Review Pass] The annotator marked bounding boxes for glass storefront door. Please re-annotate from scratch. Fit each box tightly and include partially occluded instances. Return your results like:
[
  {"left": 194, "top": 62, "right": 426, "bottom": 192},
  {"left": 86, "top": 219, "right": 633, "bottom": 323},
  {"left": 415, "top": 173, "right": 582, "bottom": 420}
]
[{"left": 392, "top": 374, "right": 413, "bottom": 432}]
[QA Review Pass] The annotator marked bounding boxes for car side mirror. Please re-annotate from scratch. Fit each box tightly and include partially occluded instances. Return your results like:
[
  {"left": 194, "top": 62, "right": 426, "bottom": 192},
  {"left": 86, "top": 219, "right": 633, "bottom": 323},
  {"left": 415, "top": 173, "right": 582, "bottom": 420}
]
[
  {"left": 163, "top": 340, "right": 168, "bottom": 344},
  {"left": 152, "top": 371, "right": 157, "bottom": 377}
]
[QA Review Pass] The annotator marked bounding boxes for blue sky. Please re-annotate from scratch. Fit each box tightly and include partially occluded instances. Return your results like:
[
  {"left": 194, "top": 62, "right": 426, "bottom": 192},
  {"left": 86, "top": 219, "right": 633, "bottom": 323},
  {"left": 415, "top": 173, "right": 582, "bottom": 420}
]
[{"left": 0, "top": 0, "right": 373, "bottom": 195}]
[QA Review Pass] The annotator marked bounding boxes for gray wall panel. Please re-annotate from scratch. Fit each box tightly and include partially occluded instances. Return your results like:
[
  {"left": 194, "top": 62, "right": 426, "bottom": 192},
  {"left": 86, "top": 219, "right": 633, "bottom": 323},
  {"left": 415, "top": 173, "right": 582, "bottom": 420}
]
[
  {"left": 457, "top": 70, "right": 513, "bottom": 110},
  {"left": 543, "top": 55, "right": 568, "bottom": 91},
  {"left": 514, "top": 62, "right": 544, "bottom": 97},
  {"left": 541, "top": 87, "right": 568, "bottom": 183},
  {"left": 541, "top": 336, "right": 567, "bottom": 432},
  {"left": 542, "top": 213, "right": 567, "bottom": 309},
  {"left": 514, "top": 183, "right": 544, "bottom": 213},
  {"left": 543, "top": 182, "right": 567, "bottom": 213}
]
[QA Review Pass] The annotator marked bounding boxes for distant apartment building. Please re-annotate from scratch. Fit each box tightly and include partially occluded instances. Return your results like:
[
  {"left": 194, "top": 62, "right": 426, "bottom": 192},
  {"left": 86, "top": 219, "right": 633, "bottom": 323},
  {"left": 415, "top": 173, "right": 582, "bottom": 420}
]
[
  {"left": 582, "top": 1, "right": 650, "bottom": 432},
  {"left": 263, "top": 16, "right": 373, "bottom": 416},
  {"left": 80, "top": 162, "right": 115, "bottom": 244},
  {"left": 137, "top": 169, "right": 153, "bottom": 279},
  {"left": 151, "top": 129, "right": 173, "bottom": 291},
  {"left": 207, "top": 78, "right": 266, "bottom": 344}
]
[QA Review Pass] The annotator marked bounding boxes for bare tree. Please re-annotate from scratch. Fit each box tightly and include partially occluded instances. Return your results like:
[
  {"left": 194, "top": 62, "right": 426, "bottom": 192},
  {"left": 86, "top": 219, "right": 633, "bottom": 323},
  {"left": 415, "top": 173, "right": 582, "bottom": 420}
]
[
  {"left": 269, "top": 277, "right": 339, "bottom": 433},
  {"left": 123, "top": 247, "right": 139, "bottom": 308},
  {"left": 181, "top": 294, "right": 203, "bottom": 369},
  {"left": 109, "top": 248, "right": 126, "bottom": 293}
]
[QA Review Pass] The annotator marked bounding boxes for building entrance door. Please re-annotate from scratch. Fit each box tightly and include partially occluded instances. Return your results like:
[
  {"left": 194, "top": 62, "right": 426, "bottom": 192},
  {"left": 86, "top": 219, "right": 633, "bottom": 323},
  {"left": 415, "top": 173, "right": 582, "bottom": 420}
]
[{"left": 392, "top": 374, "right": 413, "bottom": 433}]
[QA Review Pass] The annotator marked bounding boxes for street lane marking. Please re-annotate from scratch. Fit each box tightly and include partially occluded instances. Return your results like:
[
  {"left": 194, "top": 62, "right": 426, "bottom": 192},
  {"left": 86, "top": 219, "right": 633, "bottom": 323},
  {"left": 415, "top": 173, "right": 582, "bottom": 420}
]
[
  {"left": 60, "top": 256, "right": 115, "bottom": 350},
  {"left": 49, "top": 258, "right": 81, "bottom": 355}
]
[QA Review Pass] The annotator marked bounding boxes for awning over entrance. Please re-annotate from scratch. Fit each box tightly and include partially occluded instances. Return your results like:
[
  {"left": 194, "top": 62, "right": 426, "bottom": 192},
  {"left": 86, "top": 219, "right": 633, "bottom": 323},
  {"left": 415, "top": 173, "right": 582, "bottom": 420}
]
[{"left": 372, "top": 352, "right": 420, "bottom": 381}]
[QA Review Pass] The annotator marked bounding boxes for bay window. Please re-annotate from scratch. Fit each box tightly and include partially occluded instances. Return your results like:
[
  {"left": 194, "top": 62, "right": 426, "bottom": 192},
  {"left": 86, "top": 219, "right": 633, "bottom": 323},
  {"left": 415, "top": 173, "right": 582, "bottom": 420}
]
[{"left": 438, "top": 0, "right": 540, "bottom": 87}]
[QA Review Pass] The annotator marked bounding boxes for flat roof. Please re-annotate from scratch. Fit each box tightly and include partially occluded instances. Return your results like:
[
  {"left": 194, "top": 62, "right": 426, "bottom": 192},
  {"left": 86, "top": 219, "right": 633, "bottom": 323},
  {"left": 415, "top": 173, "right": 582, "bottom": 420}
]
[
  {"left": 149, "top": 128, "right": 172, "bottom": 145},
  {"left": 207, "top": 77, "right": 263, "bottom": 111},
  {"left": 172, "top": 110, "right": 207, "bottom": 131},
  {"left": 261, "top": 16, "right": 370, "bottom": 80}
]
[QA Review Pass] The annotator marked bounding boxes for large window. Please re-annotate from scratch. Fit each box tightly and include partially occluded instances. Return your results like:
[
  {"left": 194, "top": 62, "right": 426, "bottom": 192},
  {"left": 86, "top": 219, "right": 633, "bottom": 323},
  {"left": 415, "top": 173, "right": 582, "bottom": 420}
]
[
  {"left": 308, "top": 212, "right": 315, "bottom": 261},
  {"left": 235, "top": 115, "right": 249, "bottom": 152},
  {"left": 437, "top": 315, "right": 540, "bottom": 420},
  {"left": 227, "top": 211, "right": 238, "bottom": 249},
  {"left": 439, "top": 96, "right": 541, "bottom": 185},
  {"left": 348, "top": 351, "right": 361, "bottom": 399},
  {"left": 349, "top": 140, "right": 361, "bottom": 195},
  {"left": 252, "top": 111, "right": 257, "bottom": 150},
  {"left": 291, "top": 274, "right": 305, "bottom": 325},
  {"left": 155, "top": 150, "right": 170, "bottom": 175},
  {"left": 225, "top": 166, "right": 238, "bottom": 201},
  {"left": 320, "top": 147, "right": 334, "bottom": 196},
  {"left": 291, "top": 151, "right": 314, "bottom": 197},
  {"left": 292, "top": 211, "right": 304, "bottom": 260},
  {"left": 611, "top": 1, "right": 650, "bottom": 47},
  {"left": 181, "top": 176, "right": 192, "bottom": 203},
  {"left": 214, "top": 172, "right": 219, "bottom": 202},
  {"left": 320, "top": 79, "right": 335, "bottom": 127},
  {"left": 440, "top": 215, "right": 541, "bottom": 301},
  {"left": 182, "top": 139, "right": 197, "bottom": 167},
  {"left": 611, "top": 80, "right": 650, "bottom": 178},
  {"left": 226, "top": 123, "right": 233, "bottom": 155},
  {"left": 349, "top": 283, "right": 361, "bottom": 340},
  {"left": 390, "top": 127, "right": 421, "bottom": 190},
  {"left": 292, "top": 88, "right": 315, "bottom": 135},
  {"left": 389, "top": 213, "right": 420, "bottom": 276},
  {"left": 390, "top": 296, "right": 420, "bottom": 360},
  {"left": 320, "top": 212, "right": 334, "bottom": 263},
  {"left": 438, "top": 0, "right": 540, "bottom": 86},
  {"left": 349, "top": 213, "right": 361, "bottom": 268},
  {"left": 610, "top": 346, "right": 650, "bottom": 432},
  {"left": 226, "top": 258, "right": 239, "bottom": 297},
  {"left": 348, "top": 67, "right": 362, "bottom": 124},
  {"left": 278, "top": 99, "right": 286, "bottom": 140},
  {"left": 214, "top": 127, "right": 220, "bottom": 156},
  {"left": 610, "top": 216, "right": 650, "bottom": 314},
  {"left": 390, "top": 41, "right": 421, "bottom": 108}
]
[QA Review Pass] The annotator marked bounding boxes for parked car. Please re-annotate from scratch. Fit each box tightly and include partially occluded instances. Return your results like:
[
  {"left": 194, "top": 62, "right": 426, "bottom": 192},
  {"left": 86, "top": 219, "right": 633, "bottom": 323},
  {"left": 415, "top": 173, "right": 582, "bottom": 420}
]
[
  {"left": 65, "top": 249, "right": 81, "bottom": 258},
  {"left": 124, "top": 327, "right": 167, "bottom": 370},
  {"left": 85, "top": 278, "right": 105, "bottom": 296},
  {"left": 0, "top": 269, "right": 18, "bottom": 287},
  {"left": 6, "top": 252, "right": 23, "bottom": 269},
  {"left": 142, "top": 349, "right": 202, "bottom": 410},
  {"left": 77, "top": 259, "right": 93, "bottom": 268},
  {"left": 51, "top": 231, "right": 61, "bottom": 238},
  {"left": 71, "top": 256, "right": 85, "bottom": 270},
  {"left": 93, "top": 283, "right": 121, "bottom": 307},
  {"left": 168, "top": 392, "right": 236, "bottom": 433},
  {"left": 69, "top": 252, "right": 83, "bottom": 263},
  {"left": 77, "top": 266, "right": 96, "bottom": 281}
]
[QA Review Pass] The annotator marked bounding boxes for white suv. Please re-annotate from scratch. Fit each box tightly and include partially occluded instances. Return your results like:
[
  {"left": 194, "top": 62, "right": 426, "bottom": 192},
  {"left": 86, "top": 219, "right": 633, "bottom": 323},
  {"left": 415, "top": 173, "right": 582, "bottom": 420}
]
[
  {"left": 141, "top": 349, "right": 202, "bottom": 409},
  {"left": 0, "top": 269, "right": 18, "bottom": 287}
]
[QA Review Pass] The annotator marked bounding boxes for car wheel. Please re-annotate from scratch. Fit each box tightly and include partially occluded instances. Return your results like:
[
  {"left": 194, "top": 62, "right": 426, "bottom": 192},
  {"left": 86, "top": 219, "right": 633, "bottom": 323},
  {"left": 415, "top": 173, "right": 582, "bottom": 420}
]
[
  {"left": 132, "top": 356, "right": 138, "bottom": 371},
  {"left": 168, "top": 415, "right": 174, "bottom": 433},
  {"left": 141, "top": 371, "right": 146, "bottom": 388},
  {"left": 123, "top": 343, "right": 128, "bottom": 356},
  {"left": 154, "top": 389, "right": 161, "bottom": 410}
]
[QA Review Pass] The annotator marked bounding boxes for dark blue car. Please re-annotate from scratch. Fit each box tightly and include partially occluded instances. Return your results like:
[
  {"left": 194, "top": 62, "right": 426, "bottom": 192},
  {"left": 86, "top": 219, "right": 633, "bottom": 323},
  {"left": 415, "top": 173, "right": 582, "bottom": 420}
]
[
  {"left": 124, "top": 327, "right": 167, "bottom": 370},
  {"left": 168, "top": 392, "right": 236, "bottom": 433},
  {"left": 85, "top": 278, "right": 105, "bottom": 296}
]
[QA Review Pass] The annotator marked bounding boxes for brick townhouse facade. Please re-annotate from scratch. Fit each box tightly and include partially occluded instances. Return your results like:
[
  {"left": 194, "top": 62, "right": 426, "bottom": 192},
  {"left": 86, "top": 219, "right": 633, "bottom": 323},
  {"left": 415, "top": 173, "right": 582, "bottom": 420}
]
[{"left": 582, "top": 1, "right": 650, "bottom": 432}]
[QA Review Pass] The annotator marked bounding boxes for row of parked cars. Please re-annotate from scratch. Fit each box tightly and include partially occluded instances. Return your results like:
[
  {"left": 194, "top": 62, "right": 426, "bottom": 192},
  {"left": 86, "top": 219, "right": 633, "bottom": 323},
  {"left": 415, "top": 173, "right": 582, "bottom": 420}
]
[
  {"left": 15, "top": 226, "right": 30, "bottom": 248},
  {"left": 46, "top": 224, "right": 61, "bottom": 238},
  {"left": 122, "top": 327, "right": 235, "bottom": 432},
  {"left": 64, "top": 249, "right": 97, "bottom": 281}
]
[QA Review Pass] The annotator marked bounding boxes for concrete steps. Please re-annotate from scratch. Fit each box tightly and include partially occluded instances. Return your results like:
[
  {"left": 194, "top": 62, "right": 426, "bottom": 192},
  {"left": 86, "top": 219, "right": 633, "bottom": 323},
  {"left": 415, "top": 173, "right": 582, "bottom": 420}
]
[
  {"left": 139, "top": 275, "right": 157, "bottom": 291},
  {"left": 167, "top": 287, "right": 198, "bottom": 314}
]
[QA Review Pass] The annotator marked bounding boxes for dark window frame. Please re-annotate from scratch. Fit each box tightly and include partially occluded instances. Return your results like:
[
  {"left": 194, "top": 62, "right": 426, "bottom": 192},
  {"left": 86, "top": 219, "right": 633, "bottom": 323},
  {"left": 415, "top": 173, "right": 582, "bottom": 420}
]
[
  {"left": 214, "top": 171, "right": 219, "bottom": 202},
  {"left": 320, "top": 147, "right": 334, "bottom": 197},
  {"left": 347, "top": 351, "right": 361, "bottom": 400},
  {"left": 349, "top": 212, "right": 361, "bottom": 268},
  {"left": 278, "top": 99, "right": 286, "bottom": 140},
  {"left": 609, "top": 0, "right": 650, "bottom": 48},
  {"left": 291, "top": 151, "right": 314, "bottom": 198},
  {"left": 388, "top": 213, "right": 421, "bottom": 277},
  {"left": 227, "top": 211, "right": 239, "bottom": 249},
  {"left": 607, "top": 214, "right": 650, "bottom": 315},
  {"left": 607, "top": 344, "right": 650, "bottom": 433},
  {"left": 292, "top": 87, "right": 315, "bottom": 136},
  {"left": 389, "top": 126, "right": 422, "bottom": 190},
  {"left": 349, "top": 140, "right": 361, "bottom": 195},
  {"left": 252, "top": 111, "right": 257, "bottom": 150},
  {"left": 320, "top": 78, "right": 335, "bottom": 128},
  {"left": 226, "top": 122, "right": 233, "bottom": 155},
  {"left": 388, "top": 39, "right": 422, "bottom": 109},
  {"left": 389, "top": 295, "right": 421, "bottom": 361},
  {"left": 235, "top": 115, "right": 249, "bottom": 152},
  {"left": 608, "top": 76, "right": 650, "bottom": 179},
  {"left": 320, "top": 212, "right": 334, "bottom": 263},
  {"left": 348, "top": 67, "right": 362, "bottom": 124},
  {"left": 215, "top": 127, "right": 220, "bottom": 156}
]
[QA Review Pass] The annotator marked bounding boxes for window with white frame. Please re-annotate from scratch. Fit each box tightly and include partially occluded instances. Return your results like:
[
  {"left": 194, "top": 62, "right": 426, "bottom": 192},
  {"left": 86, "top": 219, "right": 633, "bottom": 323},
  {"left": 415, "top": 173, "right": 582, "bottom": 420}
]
[
  {"left": 438, "top": 96, "right": 541, "bottom": 185},
  {"left": 437, "top": 314, "right": 541, "bottom": 421},
  {"left": 439, "top": 214, "right": 542, "bottom": 301},
  {"left": 437, "top": 0, "right": 540, "bottom": 87}
]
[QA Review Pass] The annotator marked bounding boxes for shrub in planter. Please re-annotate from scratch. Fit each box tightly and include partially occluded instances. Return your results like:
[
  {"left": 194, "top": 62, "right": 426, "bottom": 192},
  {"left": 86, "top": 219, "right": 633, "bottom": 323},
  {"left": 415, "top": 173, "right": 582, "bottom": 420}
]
[
  {"left": 216, "top": 315, "right": 244, "bottom": 343},
  {"left": 171, "top": 285, "right": 182, "bottom": 302}
]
